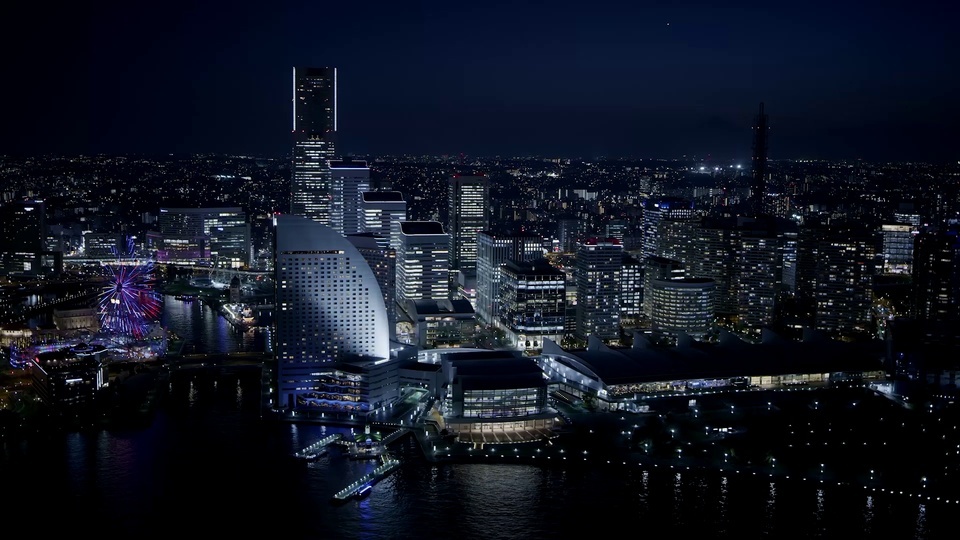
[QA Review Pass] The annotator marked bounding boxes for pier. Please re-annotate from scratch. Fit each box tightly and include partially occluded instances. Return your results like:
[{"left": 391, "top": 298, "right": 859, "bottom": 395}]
[
  {"left": 331, "top": 454, "right": 402, "bottom": 501},
  {"left": 292, "top": 433, "right": 341, "bottom": 461}
]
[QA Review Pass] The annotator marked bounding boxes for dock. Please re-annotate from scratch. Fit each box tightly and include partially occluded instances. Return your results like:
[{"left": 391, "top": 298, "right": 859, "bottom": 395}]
[
  {"left": 292, "top": 433, "right": 341, "bottom": 461},
  {"left": 331, "top": 454, "right": 402, "bottom": 501}
]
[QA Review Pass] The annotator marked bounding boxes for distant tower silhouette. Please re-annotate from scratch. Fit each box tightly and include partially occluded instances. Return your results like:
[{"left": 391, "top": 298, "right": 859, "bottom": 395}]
[{"left": 750, "top": 102, "right": 769, "bottom": 216}]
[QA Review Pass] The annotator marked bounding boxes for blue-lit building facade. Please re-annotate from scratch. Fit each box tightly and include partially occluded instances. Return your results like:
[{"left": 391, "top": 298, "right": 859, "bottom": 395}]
[{"left": 273, "top": 215, "right": 396, "bottom": 414}]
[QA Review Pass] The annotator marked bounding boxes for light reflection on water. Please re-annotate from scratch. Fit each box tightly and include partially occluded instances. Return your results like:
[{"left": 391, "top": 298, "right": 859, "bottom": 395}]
[
  {"left": 7, "top": 300, "right": 953, "bottom": 538},
  {"left": 160, "top": 294, "right": 261, "bottom": 354}
]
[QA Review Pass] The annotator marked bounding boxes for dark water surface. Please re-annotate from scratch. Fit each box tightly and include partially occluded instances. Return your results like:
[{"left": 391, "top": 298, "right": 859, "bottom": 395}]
[{"left": 2, "top": 296, "right": 953, "bottom": 538}]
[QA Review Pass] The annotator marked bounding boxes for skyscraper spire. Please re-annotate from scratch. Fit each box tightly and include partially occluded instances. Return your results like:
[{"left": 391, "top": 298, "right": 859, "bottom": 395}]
[{"left": 750, "top": 102, "right": 769, "bottom": 217}]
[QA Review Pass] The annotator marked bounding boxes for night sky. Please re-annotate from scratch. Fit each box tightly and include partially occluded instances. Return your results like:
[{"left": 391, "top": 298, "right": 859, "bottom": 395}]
[{"left": 4, "top": 0, "right": 956, "bottom": 162}]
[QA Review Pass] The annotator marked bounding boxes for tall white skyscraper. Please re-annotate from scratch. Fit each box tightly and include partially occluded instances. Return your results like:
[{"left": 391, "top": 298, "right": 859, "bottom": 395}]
[
  {"left": 329, "top": 159, "right": 370, "bottom": 236},
  {"left": 291, "top": 66, "right": 337, "bottom": 223},
  {"left": 273, "top": 215, "right": 389, "bottom": 411},
  {"left": 396, "top": 221, "right": 450, "bottom": 304}
]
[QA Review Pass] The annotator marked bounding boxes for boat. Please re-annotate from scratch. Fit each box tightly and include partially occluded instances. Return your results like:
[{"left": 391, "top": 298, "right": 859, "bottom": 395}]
[
  {"left": 355, "top": 485, "right": 373, "bottom": 499},
  {"left": 174, "top": 294, "right": 197, "bottom": 301}
]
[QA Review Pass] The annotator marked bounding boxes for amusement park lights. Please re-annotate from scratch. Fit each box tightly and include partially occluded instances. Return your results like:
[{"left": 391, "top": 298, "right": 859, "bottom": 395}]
[{"left": 97, "top": 237, "right": 161, "bottom": 339}]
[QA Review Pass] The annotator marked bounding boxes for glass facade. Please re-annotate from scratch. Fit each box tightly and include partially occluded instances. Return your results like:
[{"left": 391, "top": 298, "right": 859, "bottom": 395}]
[{"left": 461, "top": 387, "right": 544, "bottom": 418}]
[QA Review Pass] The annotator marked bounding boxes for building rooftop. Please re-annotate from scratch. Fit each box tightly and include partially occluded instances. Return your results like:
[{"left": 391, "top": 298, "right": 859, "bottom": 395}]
[
  {"left": 542, "top": 330, "right": 885, "bottom": 386},
  {"left": 451, "top": 356, "right": 545, "bottom": 391},
  {"left": 400, "top": 221, "right": 445, "bottom": 235},
  {"left": 361, "top": 191, "right": 404, "bottom": 202}
]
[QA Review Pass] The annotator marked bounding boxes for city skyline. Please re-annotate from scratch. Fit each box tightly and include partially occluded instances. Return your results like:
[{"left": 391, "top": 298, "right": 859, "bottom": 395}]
[{"left": 3, "top": 1, "right": 956, "bottom": 163}]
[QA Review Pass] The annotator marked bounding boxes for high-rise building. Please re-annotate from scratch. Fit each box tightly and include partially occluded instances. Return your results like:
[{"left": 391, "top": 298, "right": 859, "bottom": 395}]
[
  {"left": 813, "top": 221, "right": 881, "bottom": 339},
  {"left": 881, "top": 223, "right": 915, "bottom": 275},
  {"left": 0, "top": 199, "right": 46, "bottom": 276},
  {"left": 735, "top": 216, "right": 797, "bottom": 332},
  {"left": 157, "top": 207, "right": 250, "bottom": 268},
  {"left": 273, "top": 215, "right": 392, "bottom": 412},
  {"left": 690, "top": 216, "right": 739, "bottom": 315},
  {"left": 360, "top": 191, "right": 407, "bottom": 249},
  {"left": 291, "top": 66, "right": 337, "bottom": 223},
  {"left": 640, "top": 197, "right": 696, "bottom": 262},
  {"left": 330, "top": 159, "right": 370, "bottom": 236},
  {"left": 620, "top": 254, "right": 644, "bottom": 323},
  {"left": 346, "top": 233, "right": 397, "bottom": 340},
  {"left": 396, "top": 221, "right": 450, "bottom": 304},
  {"left": 642, "top": 256, "right": 686, "bottom": 318},
  {"left": 499, "top": 257, "right": 566, "bottom": 351},
  {"left": 446, "top": 175, "right": 490, "bottom": 277},
  {"left": 575, "top": 237, "right": 623, "bottom": 342},
  {"left": 648, "top": 278, "right": 716, "bottom": 339},
  {"left": 475, "top": 230, "right": 545, "bottom": 325},
  {"left": 912, "top": 222, "right": 960, "bottom": 322}
]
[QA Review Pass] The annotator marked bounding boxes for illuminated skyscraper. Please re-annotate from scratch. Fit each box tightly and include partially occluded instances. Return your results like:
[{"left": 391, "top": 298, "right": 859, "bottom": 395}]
[
  {"left": 640, "top": 197, "right": 696, "bottom": 262},
  {"left": 813, "top": 220, "right": 881, "bottom": 339},
  {"left": 0, "top": 199, "right": 45, "bottom": 276},
  {"left": 396, "top": 221, "right": 450, "bottom": 304},
  {"left": 575, "top": 237, "right": 623, "bottom": 342},
  {"left": 499, "top": 257, "right": 566, "bottom": 351},
  {"left": 447, "top": 175, "right": 490, "bottom": 277},
  {"left": 360, "top": 191, "right": 406, "bottom": 249},
  {"left": 273, "top": 215, "right": 390, "bottom": 411},
  {"left": 157, "top": 207, "right": 250, "bottom": 268},
  {"left": 475, "top": 230, "right": 545, "bottom": 325},
  {"left": 291, "top": 66, "right": 337, "bottom": 223},
  {"left": 330, "top": 159, "right": 369, "bottom": 236}
]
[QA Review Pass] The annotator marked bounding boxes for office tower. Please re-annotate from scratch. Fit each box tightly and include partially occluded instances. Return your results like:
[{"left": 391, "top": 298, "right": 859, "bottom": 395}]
[
  {"left": 640, "top": 197, "right": 696, "bottom": 262},
  {"left": 157, "top": 207, "right": 250, "bottom": 268},
  {"left": 750, "top": 102, "right": 769, "bottom": 217},
  {"left": 396, "top": 221, "right": 450, "bottom": 304},
  {"left": 0, "top": 199, "right": 45, "bottom": 276},
  {"left": 643, "top": 256, "right": 686, "bottom": 318},
  {"left": 620, "top": 254, "right": 643, "bottom": 323},
  {"left": 881, "top": 223, "right": 915, "bottom": 274},
  {"left": 360, "top": 191, "right": 407, "bottom": 249},
  {"left": 446, "top": 175, "right": 490, "bottom": 277},
  {"left": 912, "top": 222, "right": 960, "bottom": 322},
  {"left": 648, "top": 278, "right": 716, "bottom": 339},
  {"left": 813, "top": 221, "right": 881, "bottom": 339},
  {"left": 330, "top": 159, "right": 370, "bottom": 236},
  {"left": 273, "top": 215, "right": 390, "bottom": 411},
  {"left": 290, "top": 66, "right": 337, "bottom": 223},
  {"left": 475, "top": 230, "right": 545, "bottom": 325},
  {"left": 499, "top": 257, "right": 566, "bottom": 351},
  {"left": 83, "top": 233, "right": 125, "bottom": 259},
  {"left": 575, "top": 237, "right": 623, "bottom": 342},
  {"left": 346, "top": 233, "right": 397, "bottom": 340}
]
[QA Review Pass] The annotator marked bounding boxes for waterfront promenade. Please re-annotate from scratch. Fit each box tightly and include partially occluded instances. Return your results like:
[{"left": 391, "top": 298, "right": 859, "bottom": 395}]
[{"left": 395, "top": 384, "right": 960, "bottom": 505}]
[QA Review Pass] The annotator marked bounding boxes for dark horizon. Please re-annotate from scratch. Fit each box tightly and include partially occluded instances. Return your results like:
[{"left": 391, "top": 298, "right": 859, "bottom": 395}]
[{"left": 3, "top": 1, "right": 957, "bottom": 163}]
